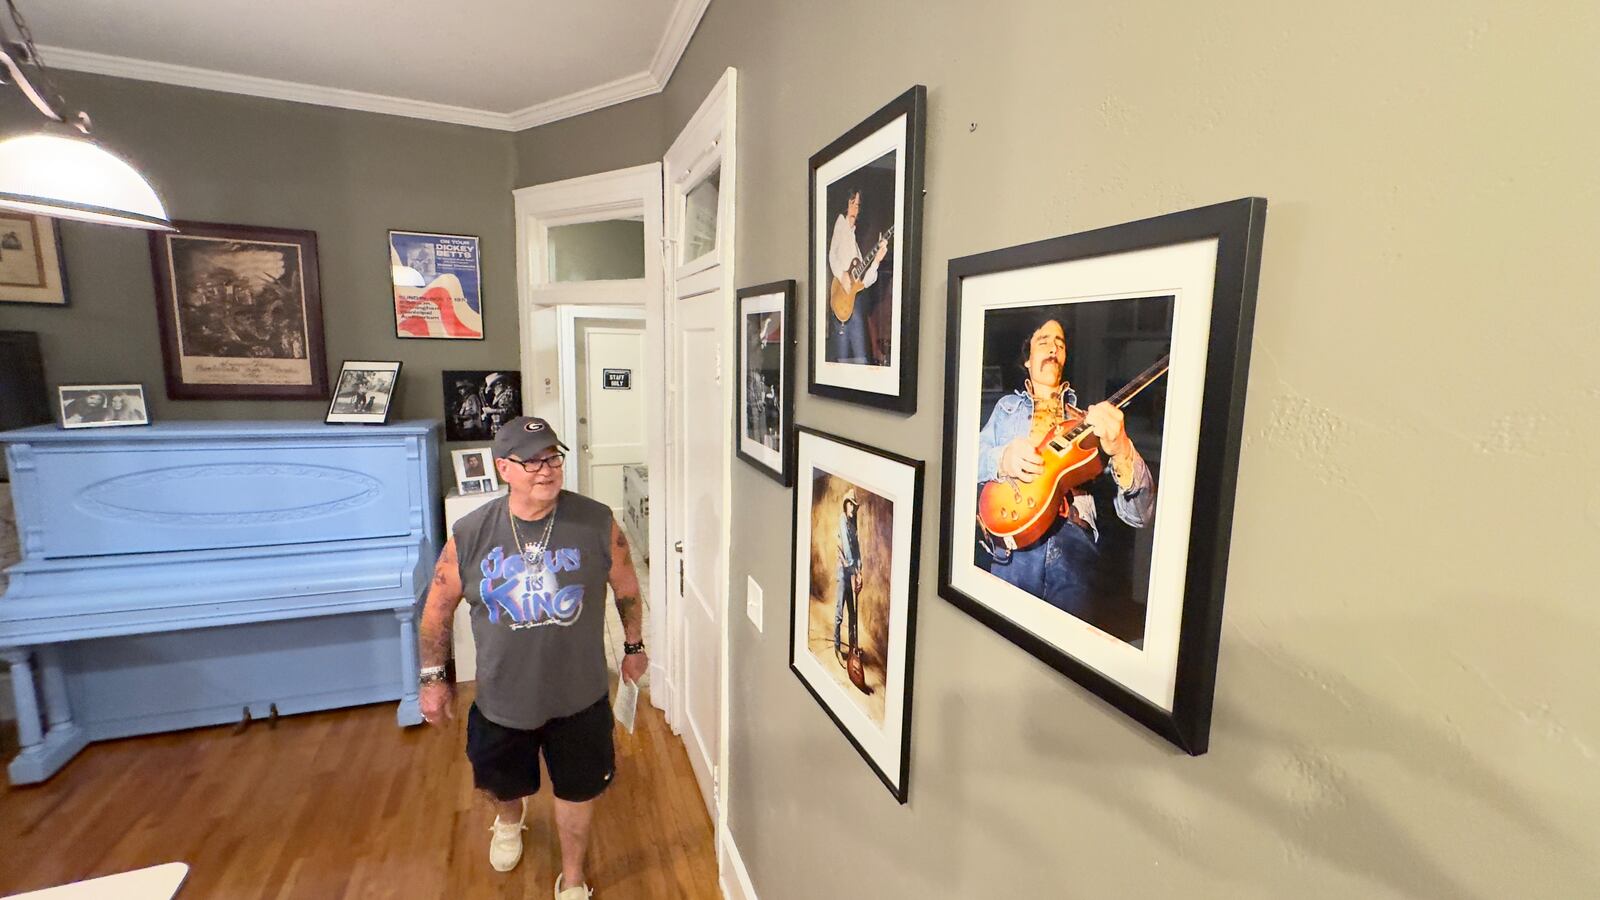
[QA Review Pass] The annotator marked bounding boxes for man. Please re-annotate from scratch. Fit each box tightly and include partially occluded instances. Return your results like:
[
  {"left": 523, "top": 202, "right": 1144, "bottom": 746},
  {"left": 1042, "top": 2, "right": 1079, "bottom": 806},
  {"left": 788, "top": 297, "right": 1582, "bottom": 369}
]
[
  {"left": 482, "top": 375, "right": 519, "bottom": 434},
  {"left": 833, "top": 489, "right": 863, "bottom": 662},
  {"left": 976, "top": 319, "right": 1156, "bottom": 618},
  {"left": 825, "top": 189, "right": 888, "bottom": 364},
  {"left": 417, "top": 416, "right": 647, "bottom": 900}
]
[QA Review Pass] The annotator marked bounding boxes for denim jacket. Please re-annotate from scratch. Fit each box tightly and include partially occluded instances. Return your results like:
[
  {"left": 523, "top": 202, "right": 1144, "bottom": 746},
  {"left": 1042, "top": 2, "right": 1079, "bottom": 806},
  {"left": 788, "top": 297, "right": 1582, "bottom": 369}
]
[{"left": 977, "top": 386, "right": 1156, "bottom": 539}]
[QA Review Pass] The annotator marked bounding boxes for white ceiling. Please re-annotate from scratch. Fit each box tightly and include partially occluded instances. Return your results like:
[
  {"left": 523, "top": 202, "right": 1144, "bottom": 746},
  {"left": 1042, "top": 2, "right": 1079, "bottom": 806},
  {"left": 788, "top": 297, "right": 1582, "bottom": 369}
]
[{"left": 18, "top": 0, "right": 708, "bottom": 130}]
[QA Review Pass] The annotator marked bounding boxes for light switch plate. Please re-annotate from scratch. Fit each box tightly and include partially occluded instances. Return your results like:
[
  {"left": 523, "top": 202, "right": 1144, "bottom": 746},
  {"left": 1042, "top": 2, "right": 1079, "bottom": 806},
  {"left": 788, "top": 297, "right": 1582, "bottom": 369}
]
[{"left": 745, "top": 575, "right": 763, "bottom": 632}]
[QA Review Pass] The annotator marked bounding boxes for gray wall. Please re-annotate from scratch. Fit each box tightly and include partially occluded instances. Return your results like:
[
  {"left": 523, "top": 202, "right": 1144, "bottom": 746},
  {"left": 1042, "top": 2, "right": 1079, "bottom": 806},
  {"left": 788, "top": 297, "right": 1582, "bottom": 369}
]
[
  {"left": 0, "top": 72, "right": 518, "bottom": 481},
  {"left": 519, "top": 0, "right": 1600, "bottom": 897},
  {"left": 514, "top": 94, "right": 666, "bottom": 188}
]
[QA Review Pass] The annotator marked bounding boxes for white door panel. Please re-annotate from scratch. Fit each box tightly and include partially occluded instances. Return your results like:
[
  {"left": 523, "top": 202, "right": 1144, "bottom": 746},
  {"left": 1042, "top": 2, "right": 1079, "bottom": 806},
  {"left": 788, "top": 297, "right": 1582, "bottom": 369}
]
[{"left": 575, "top": 318, "right": 646, "bottom": 518}]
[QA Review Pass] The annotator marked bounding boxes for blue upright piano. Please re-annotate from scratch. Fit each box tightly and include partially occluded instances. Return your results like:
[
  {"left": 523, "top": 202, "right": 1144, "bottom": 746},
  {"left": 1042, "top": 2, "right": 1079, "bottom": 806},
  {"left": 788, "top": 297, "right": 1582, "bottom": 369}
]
[{"left": 0, "top": 420, "right": 440, "bottom": 784}]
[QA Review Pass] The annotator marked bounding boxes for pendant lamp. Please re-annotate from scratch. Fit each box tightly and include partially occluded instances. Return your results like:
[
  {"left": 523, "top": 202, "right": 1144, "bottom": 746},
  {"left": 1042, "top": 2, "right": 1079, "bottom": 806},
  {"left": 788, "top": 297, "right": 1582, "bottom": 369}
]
[{"left": 0, "top": 2, "right": 174, "bottom": 231}]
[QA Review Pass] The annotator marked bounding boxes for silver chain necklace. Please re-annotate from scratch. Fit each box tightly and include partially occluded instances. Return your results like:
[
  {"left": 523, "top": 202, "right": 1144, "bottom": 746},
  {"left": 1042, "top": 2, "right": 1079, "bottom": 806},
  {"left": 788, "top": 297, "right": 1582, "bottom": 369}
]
[{"left": 508, "top": 497, "right": 558, "bottom": 570}]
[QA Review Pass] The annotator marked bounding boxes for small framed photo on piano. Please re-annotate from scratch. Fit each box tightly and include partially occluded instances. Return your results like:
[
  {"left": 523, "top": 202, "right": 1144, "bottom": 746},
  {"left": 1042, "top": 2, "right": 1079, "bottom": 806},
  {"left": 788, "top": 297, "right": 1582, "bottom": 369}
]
[
  {"left": 938, "top": 198, "right": 1267, "bottom": 756},
  {"left": 58, "top": 384, "right": 149, "bottom": 429},
  {"left": 326, "top": 360, "right": 401, "bottom": 425}
]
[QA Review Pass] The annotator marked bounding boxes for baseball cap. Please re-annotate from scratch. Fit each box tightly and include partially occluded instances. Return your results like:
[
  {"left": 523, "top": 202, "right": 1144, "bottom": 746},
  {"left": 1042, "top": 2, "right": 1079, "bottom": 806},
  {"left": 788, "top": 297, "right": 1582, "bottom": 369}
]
[{"left": 493, "top": 416, "right": 569, "bottom": 460}]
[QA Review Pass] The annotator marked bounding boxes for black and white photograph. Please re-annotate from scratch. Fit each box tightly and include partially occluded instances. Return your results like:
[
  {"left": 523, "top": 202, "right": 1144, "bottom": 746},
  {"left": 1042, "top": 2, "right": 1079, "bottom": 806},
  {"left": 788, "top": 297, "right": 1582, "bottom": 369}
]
[
  {"left": 0, "top": 213, "right": 68, "bottom": 306},
  {"left": 149, "top": 221, "right": 329, "bottom": 400},
  {"left": 442, "top": 370, "right": 523, "bottom": 442},
  {"left": 791, "top": 427, "right": 924, "bottom": 803},
  {"left": 451, "top": 447, "right": 498, "bottom": 495},
  {"left": 735, "top": 280, "right": 796, "bottom": 485},
  {"left": 939, "top": 198, "right": 1267, "bottom": 755},
  {"left": 57, "top": 384, "right": 148, "bottom": 429},
  {"left": 809, "top": 85, "right": 925, "bottom": 413},
  {"left": 325, "top": 360, "right": 401, "bottom": 425}
]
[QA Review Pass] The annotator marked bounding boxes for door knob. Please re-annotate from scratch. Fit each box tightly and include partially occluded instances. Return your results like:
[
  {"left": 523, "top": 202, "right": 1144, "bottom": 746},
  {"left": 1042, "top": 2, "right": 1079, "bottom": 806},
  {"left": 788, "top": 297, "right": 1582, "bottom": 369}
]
[{"left": 674, "top": 541, "right": 684, "bottom": 553}]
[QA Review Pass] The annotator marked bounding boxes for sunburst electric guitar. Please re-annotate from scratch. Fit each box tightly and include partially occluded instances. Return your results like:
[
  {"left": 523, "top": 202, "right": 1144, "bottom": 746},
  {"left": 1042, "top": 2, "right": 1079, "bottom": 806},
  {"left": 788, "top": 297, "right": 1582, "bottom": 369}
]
[
  {"left": 827, "top": 225, "right": 894, "bottom": 322},
  {"left": 977, "top": 354, "right": 1170, "bottom": 550}
]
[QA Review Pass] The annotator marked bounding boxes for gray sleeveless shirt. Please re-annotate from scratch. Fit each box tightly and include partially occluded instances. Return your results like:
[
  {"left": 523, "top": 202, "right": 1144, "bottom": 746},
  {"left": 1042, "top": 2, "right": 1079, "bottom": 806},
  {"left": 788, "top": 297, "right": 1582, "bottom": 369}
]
[{"left": 452, "top": 490, "right": 613, "bottom": 730}]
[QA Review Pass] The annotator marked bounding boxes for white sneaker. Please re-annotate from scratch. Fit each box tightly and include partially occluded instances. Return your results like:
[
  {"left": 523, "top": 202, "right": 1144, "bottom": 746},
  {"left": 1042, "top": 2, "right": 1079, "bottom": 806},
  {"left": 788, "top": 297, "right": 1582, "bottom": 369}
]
[
  {"left": 554, "top": 874, "right": 594, "bottom": 899},
  {"left": 488, "top": 799, "right": 527, "bottom": 872}
]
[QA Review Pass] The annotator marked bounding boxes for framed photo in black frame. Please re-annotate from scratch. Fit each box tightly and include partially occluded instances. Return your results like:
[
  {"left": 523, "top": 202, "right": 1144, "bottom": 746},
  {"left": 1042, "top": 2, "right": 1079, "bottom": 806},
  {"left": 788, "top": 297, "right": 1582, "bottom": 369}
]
[
  {"left": 938, "top": 197, "right": 1267, "bottom": 755},
  {"left": 807, "top": 85, "right": 925, "bottom": 414},
  {"left": 325, "top": 360, "right": 401, "bottom": 425},
  {"left": 734, "top": 280, "right": 796, "bottom": 485},
  {"left": 790, "top": 426, "right": 923, "bottom": 802}
]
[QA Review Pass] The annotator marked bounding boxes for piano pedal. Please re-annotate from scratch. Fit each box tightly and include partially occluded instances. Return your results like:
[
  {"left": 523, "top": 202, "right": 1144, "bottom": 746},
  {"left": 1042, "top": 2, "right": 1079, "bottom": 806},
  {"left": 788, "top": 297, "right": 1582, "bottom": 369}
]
[
  {"left": 233, "top": 706, "right": 252, "bottom": 735},
  {"left": 268, "top": 703, "right": 280, "bottom": 729}
]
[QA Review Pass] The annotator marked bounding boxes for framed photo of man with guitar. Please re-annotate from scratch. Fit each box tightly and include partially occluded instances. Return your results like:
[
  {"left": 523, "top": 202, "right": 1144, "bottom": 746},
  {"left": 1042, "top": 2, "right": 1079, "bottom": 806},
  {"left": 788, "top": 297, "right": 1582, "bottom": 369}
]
[
  {"left": 939, "top": 198, "right": 1267, "bottom": 755},
  {"left": 808, "top": 85, "right": 925, "bottom": 413}
]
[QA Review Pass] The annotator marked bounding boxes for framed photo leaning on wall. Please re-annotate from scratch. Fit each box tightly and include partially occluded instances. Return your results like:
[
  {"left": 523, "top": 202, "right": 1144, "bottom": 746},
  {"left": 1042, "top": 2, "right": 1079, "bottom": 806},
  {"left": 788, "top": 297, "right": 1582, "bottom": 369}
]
[
  {"left": 0, "top": 213, "right": 67, "bottom": 306},
  {"left": 58, "top": 384, "right": 148, "bottom": 429},
  {"left": 390, "top": 230, "right": 484, "bottom": 340},
  {"left": 735, "top": 280, "right": 796, "bottom": 485},
  {"left": 790, "top": 426, "right": 923, "bottom": 802},
  {"left": 938, "top": 197, "right": 1268, "bottom": 755},
  {"left": 150, "top": 221, "right": 329, "bottom": 400},
  {"left": 808, "top": 85, "right": 926, "bottom": 413},
  {"left": 325, "top": 360, "right": 401, "bottom": 425}
]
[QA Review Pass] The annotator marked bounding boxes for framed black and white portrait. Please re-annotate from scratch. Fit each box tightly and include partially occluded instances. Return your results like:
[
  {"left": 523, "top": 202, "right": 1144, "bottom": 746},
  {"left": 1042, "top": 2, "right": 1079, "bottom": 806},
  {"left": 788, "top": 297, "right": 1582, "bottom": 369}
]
[
  {"left": 441, "top": 370, "right": 522, "bottom": 442},
  {"left": 58, "top": 384, "right": 148, "bottom": 429},
  {"left": 939, "top": 198, "right": 1267, "bottom": 755},
  {"left": 149, "top": 221, "right": 329, "bottom": 401},
  {"left": 791, "top": 427, "right": 923, "bottom": 802},
  {"left": 808, "top": 85, "right": 925, "bottom": 413},
  {"left": 0, "top": 213, "right": 68, "bottom": 306},
  {"left": 735, "top": 280, "right": 796, "bottom": 485},
  {"left": 325, "top": 360, "right": 401, "bottom": 425}
]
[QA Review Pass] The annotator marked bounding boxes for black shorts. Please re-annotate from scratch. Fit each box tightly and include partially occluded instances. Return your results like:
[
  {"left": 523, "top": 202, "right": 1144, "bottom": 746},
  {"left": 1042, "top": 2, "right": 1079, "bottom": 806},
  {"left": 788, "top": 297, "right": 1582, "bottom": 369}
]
[{"left": 465, "top": 695, "right": 615, "bottom": 802}]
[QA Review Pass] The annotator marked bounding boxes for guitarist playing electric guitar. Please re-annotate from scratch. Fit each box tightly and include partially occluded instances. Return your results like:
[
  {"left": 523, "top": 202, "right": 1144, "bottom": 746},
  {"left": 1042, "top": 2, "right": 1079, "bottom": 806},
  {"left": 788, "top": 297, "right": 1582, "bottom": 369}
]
[
  {"left": 826, "top": 189, "right": 890, "bottom": 364},
  {"left": 975, "top": 318, "right": 1157, "bottom": 619}
]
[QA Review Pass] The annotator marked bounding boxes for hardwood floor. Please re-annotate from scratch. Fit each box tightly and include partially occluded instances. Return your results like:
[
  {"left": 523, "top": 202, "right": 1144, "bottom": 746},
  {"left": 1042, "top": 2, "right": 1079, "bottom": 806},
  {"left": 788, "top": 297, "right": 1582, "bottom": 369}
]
[{"left": 0, "top": 685, "right": 718, "bottom": 899}]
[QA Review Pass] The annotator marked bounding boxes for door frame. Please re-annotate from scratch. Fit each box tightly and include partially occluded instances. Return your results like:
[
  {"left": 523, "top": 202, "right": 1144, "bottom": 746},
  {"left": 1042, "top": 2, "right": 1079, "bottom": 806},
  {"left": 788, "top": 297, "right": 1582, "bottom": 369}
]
[
  {"left": 662, "top": 66, "right": 738, "bottom": 861},
  {"left": 514, "top": 164, "right": 667, "bottom": 694},
  {"left": 557, "top": 305, "right": 648, "bottom": 496}
]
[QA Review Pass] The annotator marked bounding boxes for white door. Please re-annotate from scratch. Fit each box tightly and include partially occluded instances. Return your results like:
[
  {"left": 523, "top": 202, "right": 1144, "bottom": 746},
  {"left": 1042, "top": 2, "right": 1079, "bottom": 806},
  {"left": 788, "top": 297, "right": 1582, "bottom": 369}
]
[
  {"left": 574, "top": 318, "right": 647, "bottom": 519},
  {"left": 663, "top": 68, "right": 737, "bottom": 823}
]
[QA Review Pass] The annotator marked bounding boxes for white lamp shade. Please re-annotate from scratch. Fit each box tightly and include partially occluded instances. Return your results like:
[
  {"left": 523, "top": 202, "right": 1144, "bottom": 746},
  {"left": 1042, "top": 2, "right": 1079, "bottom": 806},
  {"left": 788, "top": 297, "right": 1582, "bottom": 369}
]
[{"left": 0, "top": 132, "right": 173, "bottom": 230}]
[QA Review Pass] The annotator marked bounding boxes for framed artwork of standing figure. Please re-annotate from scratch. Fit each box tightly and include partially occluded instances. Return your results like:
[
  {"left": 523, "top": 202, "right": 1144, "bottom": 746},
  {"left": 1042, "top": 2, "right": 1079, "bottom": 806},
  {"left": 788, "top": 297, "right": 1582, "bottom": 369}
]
[
  {"left": 149, "top": 221, "right": 329, "bottom": 400},
  {"left": 790, "top": 426, "right": 923, "bottom": 802},
  {"left": 938, "top": 198, "right": 1267, "bottom": 755},
  {"left": 735, "top": 280, "right": 796, "bottom": 485},
  {"left": 808, "top": 85, "right": 926, "bottom": 413}
]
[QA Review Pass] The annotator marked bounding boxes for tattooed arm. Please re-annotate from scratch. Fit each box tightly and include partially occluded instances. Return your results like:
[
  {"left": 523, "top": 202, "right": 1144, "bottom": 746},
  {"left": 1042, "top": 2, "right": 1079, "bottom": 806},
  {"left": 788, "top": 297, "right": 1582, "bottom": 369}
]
[
  {"left": 609, "top": 520, "right": 649, "bottom": 683},
  {"left": 418, "top": 537, "right": 463, "bottom": 725}
]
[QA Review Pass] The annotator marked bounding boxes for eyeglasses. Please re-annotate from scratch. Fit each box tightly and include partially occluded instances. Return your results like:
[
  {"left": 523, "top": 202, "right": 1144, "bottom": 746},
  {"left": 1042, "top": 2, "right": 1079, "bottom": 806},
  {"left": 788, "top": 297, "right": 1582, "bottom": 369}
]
[{"left": 505, "top": 453, "right": 566, "bottom": 473}]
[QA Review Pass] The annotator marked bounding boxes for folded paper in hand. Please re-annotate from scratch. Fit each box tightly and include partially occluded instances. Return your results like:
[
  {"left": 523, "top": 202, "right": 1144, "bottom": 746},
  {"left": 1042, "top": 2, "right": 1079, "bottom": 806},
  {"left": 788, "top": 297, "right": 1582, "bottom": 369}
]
[{"left": 613, "top": 677, "right": 639, "bottom": 734}]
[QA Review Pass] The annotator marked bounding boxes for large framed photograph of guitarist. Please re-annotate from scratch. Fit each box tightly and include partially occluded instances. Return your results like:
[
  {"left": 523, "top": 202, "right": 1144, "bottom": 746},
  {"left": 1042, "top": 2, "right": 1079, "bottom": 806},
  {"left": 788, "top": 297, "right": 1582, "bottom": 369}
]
[
  {"left": 939, "top": 198, "right": 1267, "bottom": 755},
  {"left": 807, "top": 85, "right": 925, "bottom": 414}
]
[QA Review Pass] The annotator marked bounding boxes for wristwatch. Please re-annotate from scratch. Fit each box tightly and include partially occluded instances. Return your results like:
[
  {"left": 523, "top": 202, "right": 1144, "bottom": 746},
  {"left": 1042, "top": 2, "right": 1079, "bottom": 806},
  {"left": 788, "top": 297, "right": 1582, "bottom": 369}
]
[
  {"left": 623, "top": 640, "right": 646, "bottom": 656},
  {"left": 419, "top": 665, "right": 448, "bottom": 686}
]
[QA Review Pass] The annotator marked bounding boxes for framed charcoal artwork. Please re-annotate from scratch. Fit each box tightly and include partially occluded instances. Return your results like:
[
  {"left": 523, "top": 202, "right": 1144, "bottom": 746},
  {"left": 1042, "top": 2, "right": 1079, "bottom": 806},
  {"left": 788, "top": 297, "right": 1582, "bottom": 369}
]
[
  {"left": 441, "top": 370, "right": 522, "bottom": 442},
  {"left": 0, "top": 213, "right": 68, "bottom": 306},
  {"left": 149, "top": 221, "right": 329, "bottom": 400},
  {"left": 734, "top": 280, "right": 796, "bottom": 485},
  {"left": 790, "top": 427, "right": 923, "bottom": 802},
  {"left": 390, "top": 230, "right": 484, "bottom": 340},
  {"left": 808, "top": 85, "right": 926, "bottom": 413},
  {"left": 938, "top": 198, "right": 1267, "bottom": 755}
]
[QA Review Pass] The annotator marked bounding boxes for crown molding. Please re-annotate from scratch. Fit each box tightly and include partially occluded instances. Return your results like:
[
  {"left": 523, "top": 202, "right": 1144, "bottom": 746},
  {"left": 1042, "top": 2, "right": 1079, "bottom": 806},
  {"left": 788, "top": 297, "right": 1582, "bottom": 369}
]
[
  {"left": 28, "top": 0, "right": 710, "bottom": 134},
  {"left": 36, "top": 44, "right": 517, "bottom": 130}
]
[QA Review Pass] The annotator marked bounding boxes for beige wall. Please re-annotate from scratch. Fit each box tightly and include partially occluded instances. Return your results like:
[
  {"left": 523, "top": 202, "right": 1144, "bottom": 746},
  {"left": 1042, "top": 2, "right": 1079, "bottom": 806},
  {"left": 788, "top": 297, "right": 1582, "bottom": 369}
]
[{"left": 0, "top": 73, "right": 519, "bottom": 484}]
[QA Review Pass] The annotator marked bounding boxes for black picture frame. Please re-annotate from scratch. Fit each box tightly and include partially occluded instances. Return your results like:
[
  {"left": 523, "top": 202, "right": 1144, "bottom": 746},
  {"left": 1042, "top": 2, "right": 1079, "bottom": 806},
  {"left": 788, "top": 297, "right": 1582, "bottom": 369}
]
[
  {"left": 325, "top": 360, "right": 402, "bottom": 425},
  {"left": 806, "top": 85, "right": 926, "bottom": 414},
  {"left": 149, "top": 221, "right": 329, "bottom": 401},
  {"left": 937, "top": 197, "right": 1268, "bottom": 755},
  {"left": 789, "top": 425, "right": 924, "bottom": 802},
  {"left": 734, "top": 279, "right": 797, "bottom": 485},
  {"left": 441, "top": 370, "right": 523, "bottom": 442}
]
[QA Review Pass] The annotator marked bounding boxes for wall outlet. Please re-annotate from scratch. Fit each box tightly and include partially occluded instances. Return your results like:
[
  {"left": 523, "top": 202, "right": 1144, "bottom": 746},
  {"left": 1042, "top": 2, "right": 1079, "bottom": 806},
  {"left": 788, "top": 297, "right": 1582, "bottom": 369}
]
[{"left": 745, "top": 575, "right": 763, "bottom": 632}]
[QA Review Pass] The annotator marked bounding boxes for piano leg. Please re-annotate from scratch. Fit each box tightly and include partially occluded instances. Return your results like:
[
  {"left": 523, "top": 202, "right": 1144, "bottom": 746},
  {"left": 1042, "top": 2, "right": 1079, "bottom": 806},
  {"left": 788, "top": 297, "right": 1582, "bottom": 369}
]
[
  {"left": 394, "top": 608, "right": 423, "bottom": 727},
  {"left": 2, "top": 645, "right": 89, "bottom": 784}
]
